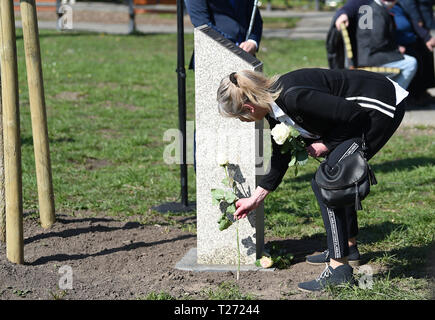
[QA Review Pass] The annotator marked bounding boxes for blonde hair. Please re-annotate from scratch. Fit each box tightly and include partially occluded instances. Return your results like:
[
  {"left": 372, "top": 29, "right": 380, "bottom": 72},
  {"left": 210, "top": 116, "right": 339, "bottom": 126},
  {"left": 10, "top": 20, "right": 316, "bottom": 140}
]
[{"left": 216, "top": 70, "right": 282, "bottom": 121}]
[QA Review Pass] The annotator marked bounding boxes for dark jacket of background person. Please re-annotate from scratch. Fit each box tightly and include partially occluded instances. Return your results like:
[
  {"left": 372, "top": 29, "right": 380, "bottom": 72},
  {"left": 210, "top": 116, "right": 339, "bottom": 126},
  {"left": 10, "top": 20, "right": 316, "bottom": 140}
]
[
  {"left": 356, "top": 1, "right": 404, "bottom": 66},
  {"left": 392, "top": 3, "right": 418, "bottom": 45},
  {"left": 258, "top": 68, "right": 397, "bottom": 191},
  {"left": 326, "top": 22, "right": 345, "bottom": 69},
  {"left": 399, "top": 0, "right": 434, "bottom": 29},
  {"left": 391, "top": 3, "right": 435, "bottom": 96},
  {"left": 398, "top": 0, "right": 432, "bottom": 40},
  {"left": 185, "top": 0, "right": 263, "bottom": 47},
  {"left": 330, "top": 0, "right": 372, "bottom": 67}
]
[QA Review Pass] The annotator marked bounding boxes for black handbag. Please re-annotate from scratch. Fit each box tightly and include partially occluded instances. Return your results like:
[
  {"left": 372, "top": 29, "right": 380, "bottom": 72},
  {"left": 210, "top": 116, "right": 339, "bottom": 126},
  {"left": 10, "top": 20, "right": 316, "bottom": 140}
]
[{"left": 314, "top": 137, "right": 377, "bottom": 211}]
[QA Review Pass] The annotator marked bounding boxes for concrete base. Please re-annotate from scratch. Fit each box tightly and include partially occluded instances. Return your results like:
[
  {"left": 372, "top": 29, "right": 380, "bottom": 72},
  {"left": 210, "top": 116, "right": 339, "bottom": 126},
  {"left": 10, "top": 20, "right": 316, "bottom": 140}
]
[{"left": 175, "top": 248, "right": 275, "bottom": 272}]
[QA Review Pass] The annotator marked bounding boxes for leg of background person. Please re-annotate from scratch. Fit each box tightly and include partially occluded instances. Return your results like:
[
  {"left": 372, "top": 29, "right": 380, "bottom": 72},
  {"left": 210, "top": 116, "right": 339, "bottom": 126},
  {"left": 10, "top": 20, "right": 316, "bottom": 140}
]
[
  {"left": 406, "top": 40, "right": 435, "bottom": 101},
  {"left": 405, "top": 42, "right": 427, "bottom": 99},
  {"left": 381, "top": 54, "right": 418, "bottom": 89}
]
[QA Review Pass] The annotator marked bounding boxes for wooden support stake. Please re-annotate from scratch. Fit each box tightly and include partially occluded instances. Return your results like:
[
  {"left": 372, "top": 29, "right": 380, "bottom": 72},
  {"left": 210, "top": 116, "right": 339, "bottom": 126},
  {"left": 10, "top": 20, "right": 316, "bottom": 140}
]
[
  {"left": 20, "top": 0, "right": 55, "bottom": 229},
  {"left": 0, "top": 76, "right": 5, "bottom": 243},
  {"left": 0, "top": 0, "right": 24, "bottom": 264},
  {"left": 0, "top": 75, "right": 5, "bottom": 243}
]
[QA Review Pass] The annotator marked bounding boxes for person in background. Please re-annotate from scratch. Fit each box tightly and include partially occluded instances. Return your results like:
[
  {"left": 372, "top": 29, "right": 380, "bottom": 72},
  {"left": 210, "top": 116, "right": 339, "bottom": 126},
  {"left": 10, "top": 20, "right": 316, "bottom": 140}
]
[
  {"left": 185, "top": 0, "right": 263, "bottom": 57},
  {"left": 399, "top": 0, "right": 433, "bottom": 29},
  {"left": 356, "top": 0, "right": 417, "bottom": 89},
  {"left": 333, "top": 0, "right": 372, "bottom": 66},
  {"left": 332, "top": 0, "right": 435, "bottom": 102},
  {"left": 395, "top": 0, "right": 435, "bottom": 105}
]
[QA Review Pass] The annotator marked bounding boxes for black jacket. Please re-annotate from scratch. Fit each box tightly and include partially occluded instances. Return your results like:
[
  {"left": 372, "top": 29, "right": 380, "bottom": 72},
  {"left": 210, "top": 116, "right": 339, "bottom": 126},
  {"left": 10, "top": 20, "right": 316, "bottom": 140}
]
[
  {"left": 356, "top": 1, "right": 404, "bottom": 66},
  {"left": 258, "top": 68, "right": 398, "bottom": 191}
]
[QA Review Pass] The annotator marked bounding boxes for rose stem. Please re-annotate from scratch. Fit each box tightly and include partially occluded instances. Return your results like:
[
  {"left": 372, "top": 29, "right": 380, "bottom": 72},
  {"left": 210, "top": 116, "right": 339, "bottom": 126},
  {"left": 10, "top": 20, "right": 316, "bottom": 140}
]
[
  {"left": 236, "top": 220, "right": 240, "bottom": 281},
  {"left": 224, "top": 164, "right": 240, "bottom": 280}
]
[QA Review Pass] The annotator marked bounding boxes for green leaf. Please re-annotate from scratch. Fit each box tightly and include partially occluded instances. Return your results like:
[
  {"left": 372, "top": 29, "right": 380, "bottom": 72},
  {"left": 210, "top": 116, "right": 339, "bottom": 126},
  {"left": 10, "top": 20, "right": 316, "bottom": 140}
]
[
  {"left": 221, "top": 177, "right": 230, "bottom": 186},
  {"left": 255, "top": 259, "right": 262, "bottom": 267},
  {"left": 219, "top": 217, "right": 232, "bottom": 231},
  {"left": 289, "top": 126, "right": 300, "bottom": 138},
  {"left": 296, "top": 136, "right": 306, "bottom": 147},
  {"left": 296, "top": 150, "right": 308, "bottom": 166},
  {"left": 289, "top": 156, "right": 297, "bottom": 167},
  {"left": 224, "top": 190, "right": 237, "bottom": 203},
  {"left": 271, "top": 253, "right": 294, "bottom": 269},
  {"left": 211, "top": 188, "right": 225, "bottom": 202},
  {"left": 212, "top": 196, "right": 219, "bottom": 206},
  {"left": 280, "top": 140, "right": 291, "bottom": 154},
  {"left": 218, "top": 214, "right": 226, "bottom": 223},
  {"left": 226, "top": 203, "right": 236, "bottom": 214}
]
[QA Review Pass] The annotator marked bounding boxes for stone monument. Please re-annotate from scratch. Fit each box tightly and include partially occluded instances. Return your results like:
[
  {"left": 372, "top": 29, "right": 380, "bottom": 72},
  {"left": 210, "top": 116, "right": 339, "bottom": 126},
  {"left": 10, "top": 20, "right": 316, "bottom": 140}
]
[{"left": 188, "top": 25, "right": 265, "bottom": 268}]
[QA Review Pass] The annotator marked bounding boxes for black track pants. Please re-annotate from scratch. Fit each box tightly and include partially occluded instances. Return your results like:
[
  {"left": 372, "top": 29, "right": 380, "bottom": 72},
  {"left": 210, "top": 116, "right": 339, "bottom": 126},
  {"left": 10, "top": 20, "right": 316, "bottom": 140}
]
[{"left": 311, "top": 101, "right": 405, "bottom": 259}]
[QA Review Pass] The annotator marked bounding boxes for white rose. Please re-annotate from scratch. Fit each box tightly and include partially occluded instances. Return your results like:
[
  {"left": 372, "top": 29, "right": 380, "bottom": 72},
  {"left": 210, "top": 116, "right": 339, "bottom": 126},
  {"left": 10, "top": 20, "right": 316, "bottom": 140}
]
[
  {"left": 259, "top": 256, "right": 274, "bottom": 268},
  {"left": 216, "top": 153, "right": 229, "bottom": 167},
  {"left": 271, "top": 123, "right": 291, "bottom": 145}
]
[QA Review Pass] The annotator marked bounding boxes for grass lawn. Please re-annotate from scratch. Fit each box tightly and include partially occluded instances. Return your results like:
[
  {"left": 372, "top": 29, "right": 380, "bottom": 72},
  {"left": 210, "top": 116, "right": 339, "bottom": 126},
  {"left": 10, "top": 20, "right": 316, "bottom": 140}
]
[{"left": 14, "top": 29, "right": 434, "bottom": 299}]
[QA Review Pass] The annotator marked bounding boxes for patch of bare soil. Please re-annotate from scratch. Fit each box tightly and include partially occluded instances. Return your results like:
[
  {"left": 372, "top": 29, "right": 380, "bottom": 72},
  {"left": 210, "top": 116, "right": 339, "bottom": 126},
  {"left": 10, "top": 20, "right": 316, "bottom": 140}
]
[
  {"left": 0, "top": 213, "right": 332, "bottom": 300},
  {"left": 84, "top": 157, "right": 112, "bottom": 170}
]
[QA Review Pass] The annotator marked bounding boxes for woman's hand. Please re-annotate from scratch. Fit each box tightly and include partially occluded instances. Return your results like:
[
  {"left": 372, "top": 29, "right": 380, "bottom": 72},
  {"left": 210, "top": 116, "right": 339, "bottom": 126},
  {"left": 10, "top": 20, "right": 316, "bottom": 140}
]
[
  {"left": 307, "top": 141, "right": 329, "bottom": 157},
  {"left": 234, "top": 197, "right": 258, "bottom": 220},
  {"left": 233, "top": 186, "right": 270, "bottom": 220}
]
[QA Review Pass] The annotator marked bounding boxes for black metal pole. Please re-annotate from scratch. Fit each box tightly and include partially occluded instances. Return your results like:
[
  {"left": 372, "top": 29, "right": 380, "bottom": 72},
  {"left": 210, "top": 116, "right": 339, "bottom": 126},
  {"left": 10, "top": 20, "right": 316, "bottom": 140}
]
[
  {"left": 176, "top": 0, "right": 188, "bottom": 208},
  {"left": 127, "top": 0, "right": 136, "bottom": 34},
  {"left": 152, "top": 0, "right": 195, "bottom": 213},
  {"left": 56, "top": 0, "right": 61, "bottom": 30}
]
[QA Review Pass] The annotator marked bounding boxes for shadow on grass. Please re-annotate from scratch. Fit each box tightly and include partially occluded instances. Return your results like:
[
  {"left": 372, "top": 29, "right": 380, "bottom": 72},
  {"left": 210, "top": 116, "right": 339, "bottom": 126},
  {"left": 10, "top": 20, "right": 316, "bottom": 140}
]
[
  {"left": 21, "top": 135, "right": 75, "bottom": 146},
  {"left": 365, "top": 242, "right": 435, "bottom": 282},
  {"left": 269, "top": 221, "right": 434, "bottom": 281},
  {"left": 278, "top": 156, "right": 434, "bottom": 186},
  {"left": 265, "top": 238, "right": 324, "bottom": 263},
  {"left": 266, "top": 221, "right": 407, "bottom": 257},
  {"left": 371, "top": 156, "right": 435, "bottom": 173}
]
